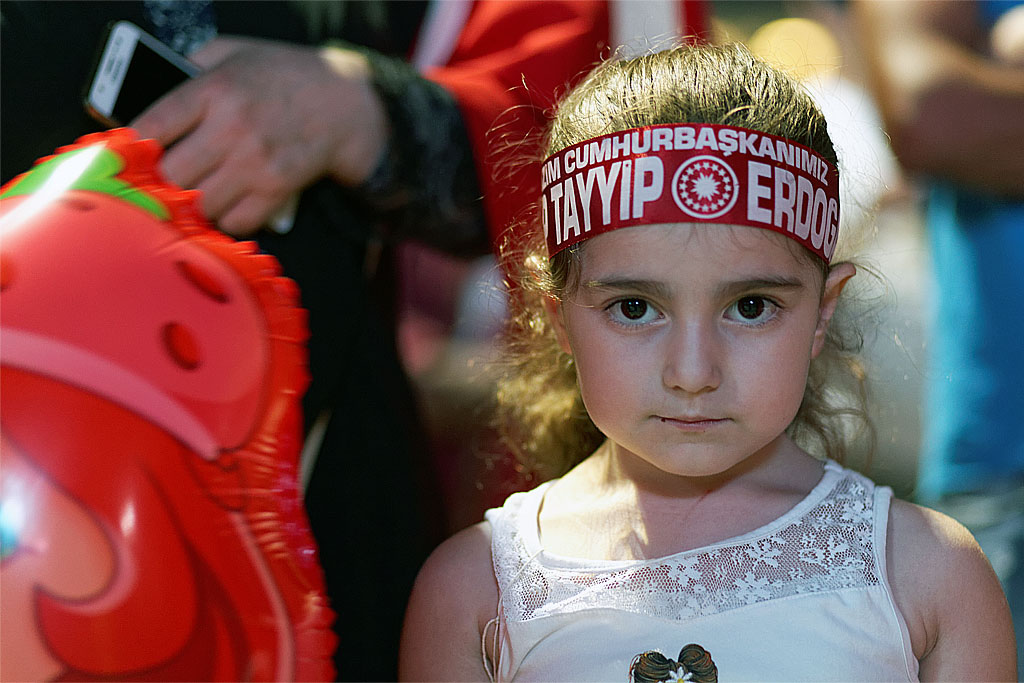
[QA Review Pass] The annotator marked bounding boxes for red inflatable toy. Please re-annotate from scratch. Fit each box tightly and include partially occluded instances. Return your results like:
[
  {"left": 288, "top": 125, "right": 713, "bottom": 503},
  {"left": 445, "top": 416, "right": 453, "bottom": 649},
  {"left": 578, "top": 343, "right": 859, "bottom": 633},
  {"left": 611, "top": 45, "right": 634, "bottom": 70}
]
[{"left": 0, "top": 129, "right": 336, "bottom": 681}]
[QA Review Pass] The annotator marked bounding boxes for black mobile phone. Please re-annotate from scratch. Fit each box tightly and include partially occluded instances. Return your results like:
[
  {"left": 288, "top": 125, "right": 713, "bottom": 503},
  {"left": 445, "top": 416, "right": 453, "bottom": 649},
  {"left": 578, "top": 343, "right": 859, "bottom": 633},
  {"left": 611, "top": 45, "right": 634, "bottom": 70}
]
[{"left": 84, "top": 20, "right": 200, "bottom": 127}]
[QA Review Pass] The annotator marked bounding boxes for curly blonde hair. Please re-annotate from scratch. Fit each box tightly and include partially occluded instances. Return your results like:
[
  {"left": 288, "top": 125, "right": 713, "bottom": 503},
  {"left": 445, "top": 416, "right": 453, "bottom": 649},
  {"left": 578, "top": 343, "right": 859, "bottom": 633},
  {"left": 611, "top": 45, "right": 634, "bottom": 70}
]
[{"left": 495, "top": 43, "right": 873, "bottom": 480}]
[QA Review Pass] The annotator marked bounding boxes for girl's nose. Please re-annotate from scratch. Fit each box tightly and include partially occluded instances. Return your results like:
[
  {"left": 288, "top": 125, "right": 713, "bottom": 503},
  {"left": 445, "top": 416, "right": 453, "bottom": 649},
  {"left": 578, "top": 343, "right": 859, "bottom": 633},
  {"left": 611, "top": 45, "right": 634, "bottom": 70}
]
[{"left": 661, "top": 321, "right": 722, "bottom": 394}]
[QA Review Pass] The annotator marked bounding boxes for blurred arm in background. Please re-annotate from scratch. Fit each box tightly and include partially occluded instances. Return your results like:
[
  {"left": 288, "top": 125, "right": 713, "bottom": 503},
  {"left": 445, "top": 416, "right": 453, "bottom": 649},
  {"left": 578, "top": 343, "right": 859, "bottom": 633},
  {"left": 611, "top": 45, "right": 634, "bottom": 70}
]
[{"left": 853, "top": 0, "right": 1024, "bottom": 198}]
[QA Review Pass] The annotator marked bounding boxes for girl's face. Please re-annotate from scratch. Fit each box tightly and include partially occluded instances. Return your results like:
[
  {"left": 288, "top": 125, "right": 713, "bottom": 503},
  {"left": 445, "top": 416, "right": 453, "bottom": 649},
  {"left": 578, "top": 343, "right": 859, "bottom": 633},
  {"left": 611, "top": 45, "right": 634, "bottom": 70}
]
[{"left": 552, "top": 223, "right": 852, "bottom": 480}]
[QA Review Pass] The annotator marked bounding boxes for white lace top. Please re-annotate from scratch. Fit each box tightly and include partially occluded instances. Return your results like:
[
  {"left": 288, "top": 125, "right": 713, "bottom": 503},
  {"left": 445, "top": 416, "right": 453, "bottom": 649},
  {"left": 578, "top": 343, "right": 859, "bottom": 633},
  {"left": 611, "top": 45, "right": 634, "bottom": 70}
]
[{"left": 484, "top": 460, "right": 918, "bottom": 682}]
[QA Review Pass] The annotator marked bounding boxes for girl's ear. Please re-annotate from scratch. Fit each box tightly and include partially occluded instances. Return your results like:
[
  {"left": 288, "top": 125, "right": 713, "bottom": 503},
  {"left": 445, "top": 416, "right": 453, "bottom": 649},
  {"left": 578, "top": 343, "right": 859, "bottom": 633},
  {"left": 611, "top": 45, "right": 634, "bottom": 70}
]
[
  {"left": 812, "top": 262, "right": 856, "bottom": 359},
  {"left": 544, "top": 295, "right": 573, "bottom": 355}
]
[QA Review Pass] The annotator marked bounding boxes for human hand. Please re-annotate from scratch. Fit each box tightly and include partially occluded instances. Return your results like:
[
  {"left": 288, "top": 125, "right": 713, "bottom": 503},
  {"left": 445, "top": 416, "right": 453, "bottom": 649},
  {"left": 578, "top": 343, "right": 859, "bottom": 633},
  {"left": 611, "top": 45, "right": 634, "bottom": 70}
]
[{"left": 132, "top": 36, "right": 388, "bottom": 237}]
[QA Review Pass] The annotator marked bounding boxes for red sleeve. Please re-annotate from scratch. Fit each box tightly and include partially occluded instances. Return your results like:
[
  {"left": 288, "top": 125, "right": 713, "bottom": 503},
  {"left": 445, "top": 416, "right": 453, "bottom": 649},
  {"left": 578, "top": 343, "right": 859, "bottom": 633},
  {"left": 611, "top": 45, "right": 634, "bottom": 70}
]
[
  {"left": 423, "top": 1, "right": 610, "bottom": 248},
  {"left": 680, "top": 0, "right": 712, "bottom": 43}
]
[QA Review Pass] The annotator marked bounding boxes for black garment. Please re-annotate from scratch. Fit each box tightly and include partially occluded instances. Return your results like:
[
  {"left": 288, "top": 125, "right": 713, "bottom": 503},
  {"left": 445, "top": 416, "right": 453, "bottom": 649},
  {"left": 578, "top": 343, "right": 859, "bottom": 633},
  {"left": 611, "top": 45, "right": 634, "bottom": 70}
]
[{"left": 2, "top": 2, "right": 488, "bottom": 679}]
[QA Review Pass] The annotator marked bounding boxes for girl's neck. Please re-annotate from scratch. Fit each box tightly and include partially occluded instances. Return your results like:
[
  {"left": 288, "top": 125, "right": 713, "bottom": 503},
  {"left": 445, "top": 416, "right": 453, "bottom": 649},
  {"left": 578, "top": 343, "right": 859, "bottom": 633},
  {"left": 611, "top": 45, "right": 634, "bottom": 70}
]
[
  {"left": 539, "top": 436, "right": 826, "bottom": 560},
  {"left": 584, "top": 433, "right": 821, "bottom": 502}
]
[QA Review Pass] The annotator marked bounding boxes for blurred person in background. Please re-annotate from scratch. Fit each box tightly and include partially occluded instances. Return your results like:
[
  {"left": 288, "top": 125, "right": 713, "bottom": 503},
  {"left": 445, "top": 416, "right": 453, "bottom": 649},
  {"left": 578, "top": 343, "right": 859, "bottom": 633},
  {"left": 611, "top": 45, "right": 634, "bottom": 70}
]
[
  {"left": 1, "top": 2, "right": 612, "bottom": 678},
  {"left": 854, "top": 0, "right": 1024, "bottom": 671}
]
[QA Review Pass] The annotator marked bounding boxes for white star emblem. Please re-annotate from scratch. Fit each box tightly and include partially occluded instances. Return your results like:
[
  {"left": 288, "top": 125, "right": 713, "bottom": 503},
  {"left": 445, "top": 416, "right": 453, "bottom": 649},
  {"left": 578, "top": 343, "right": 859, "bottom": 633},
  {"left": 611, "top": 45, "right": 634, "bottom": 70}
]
[{"left": 670, "top": 155, "right": 740, "bottom": 219}]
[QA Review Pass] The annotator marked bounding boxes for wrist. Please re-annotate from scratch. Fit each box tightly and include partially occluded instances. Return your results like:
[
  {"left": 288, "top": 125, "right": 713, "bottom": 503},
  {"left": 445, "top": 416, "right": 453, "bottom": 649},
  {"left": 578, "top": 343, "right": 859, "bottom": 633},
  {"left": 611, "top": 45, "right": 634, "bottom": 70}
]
[{"left": 320, "top": 46, "right": 390, "bottom": 186}]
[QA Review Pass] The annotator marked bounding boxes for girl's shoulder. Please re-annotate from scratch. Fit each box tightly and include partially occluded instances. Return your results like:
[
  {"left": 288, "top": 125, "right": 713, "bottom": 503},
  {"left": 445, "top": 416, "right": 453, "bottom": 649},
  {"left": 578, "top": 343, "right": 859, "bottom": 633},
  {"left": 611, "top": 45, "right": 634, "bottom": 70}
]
[
  {"left": 407, "top": 520, "right": 497, "bottom": 617},
  {"left": 885, "top": 498, "right": 1017, "bottom": 680},
  {"left": 399, "top": 522, "right": 498, "bottom": 681}
]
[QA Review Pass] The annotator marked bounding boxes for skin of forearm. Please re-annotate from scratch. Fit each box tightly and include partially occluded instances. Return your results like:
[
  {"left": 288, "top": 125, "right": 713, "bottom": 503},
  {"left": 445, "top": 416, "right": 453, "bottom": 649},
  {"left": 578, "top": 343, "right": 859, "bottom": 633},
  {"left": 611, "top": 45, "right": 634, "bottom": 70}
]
[{"left": 855, "top": 1, "right": 1024, "bottom": 197}]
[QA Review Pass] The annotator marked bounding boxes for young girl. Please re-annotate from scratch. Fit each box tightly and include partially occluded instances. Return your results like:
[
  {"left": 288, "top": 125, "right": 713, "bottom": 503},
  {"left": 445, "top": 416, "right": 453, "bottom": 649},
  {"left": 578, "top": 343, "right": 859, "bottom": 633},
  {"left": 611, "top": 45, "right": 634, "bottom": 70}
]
[{"left": 399, "top": 43, "right": 1017, "bottom": 682}]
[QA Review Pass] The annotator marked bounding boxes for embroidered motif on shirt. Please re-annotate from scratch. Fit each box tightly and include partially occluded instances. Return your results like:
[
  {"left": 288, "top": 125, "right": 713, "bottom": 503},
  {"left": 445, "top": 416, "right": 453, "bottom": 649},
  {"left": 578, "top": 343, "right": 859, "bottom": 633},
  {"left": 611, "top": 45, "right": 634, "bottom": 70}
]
[
  {"left": 630, "top": 643, "right": 718, "bottom": 683},
  {"left": 492, "top": 470, "right": 880, "bottom": 623}
]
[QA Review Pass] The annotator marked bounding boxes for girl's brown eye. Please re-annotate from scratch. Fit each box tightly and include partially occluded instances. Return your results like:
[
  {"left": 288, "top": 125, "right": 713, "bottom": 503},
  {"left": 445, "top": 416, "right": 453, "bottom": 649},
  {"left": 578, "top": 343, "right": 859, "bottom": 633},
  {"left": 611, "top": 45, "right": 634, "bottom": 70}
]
[
  {"left": 736, "top": 297, "right": 766, "bottom": 320},
  {"left": 619, "top": 299, "right": 648, "bottom": 320}
]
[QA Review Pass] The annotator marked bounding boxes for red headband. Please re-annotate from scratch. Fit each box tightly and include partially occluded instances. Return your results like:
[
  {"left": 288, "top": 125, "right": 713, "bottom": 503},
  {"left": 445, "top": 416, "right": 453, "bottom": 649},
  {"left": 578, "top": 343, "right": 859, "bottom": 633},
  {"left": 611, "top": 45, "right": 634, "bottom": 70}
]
[{"left": 541, "top": 123, "right": 840, "bottom": 262}]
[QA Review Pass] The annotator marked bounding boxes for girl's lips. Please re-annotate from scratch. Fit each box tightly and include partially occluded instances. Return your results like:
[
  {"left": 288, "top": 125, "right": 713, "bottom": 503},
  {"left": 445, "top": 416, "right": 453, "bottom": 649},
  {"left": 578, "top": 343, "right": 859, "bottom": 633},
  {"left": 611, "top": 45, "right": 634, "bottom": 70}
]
[{"left": 658, "top": 416, "right": 729, "bottom": 431}]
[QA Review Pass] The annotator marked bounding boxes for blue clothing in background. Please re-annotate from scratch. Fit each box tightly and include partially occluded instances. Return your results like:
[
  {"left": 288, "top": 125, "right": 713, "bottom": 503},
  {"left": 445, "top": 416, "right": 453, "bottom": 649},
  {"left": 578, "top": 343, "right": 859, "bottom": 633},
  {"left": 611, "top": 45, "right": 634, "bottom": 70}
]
[{"left": 918, "top": 185, "right": 1024, "bottom": 500}]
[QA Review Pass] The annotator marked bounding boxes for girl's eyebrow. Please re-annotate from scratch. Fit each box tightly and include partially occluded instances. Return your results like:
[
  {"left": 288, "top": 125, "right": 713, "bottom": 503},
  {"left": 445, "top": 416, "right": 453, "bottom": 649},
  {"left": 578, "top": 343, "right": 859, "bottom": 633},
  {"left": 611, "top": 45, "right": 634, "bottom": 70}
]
[
  {"left": 582, "top": 275, "right": 808, "bottom": 299},
  {"left": 582, "top": 278, "right": 673, "bottom": 300},
  {"left": 715, "top": 276, "right": 808, "bottom": 298}
]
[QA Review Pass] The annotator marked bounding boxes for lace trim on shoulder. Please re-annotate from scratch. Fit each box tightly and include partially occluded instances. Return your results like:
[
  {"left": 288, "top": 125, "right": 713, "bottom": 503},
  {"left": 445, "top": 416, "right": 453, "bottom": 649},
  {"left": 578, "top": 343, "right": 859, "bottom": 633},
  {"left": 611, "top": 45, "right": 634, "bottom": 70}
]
[{"left": 491, "top": 472, "right": 880, "bottom": 623}]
